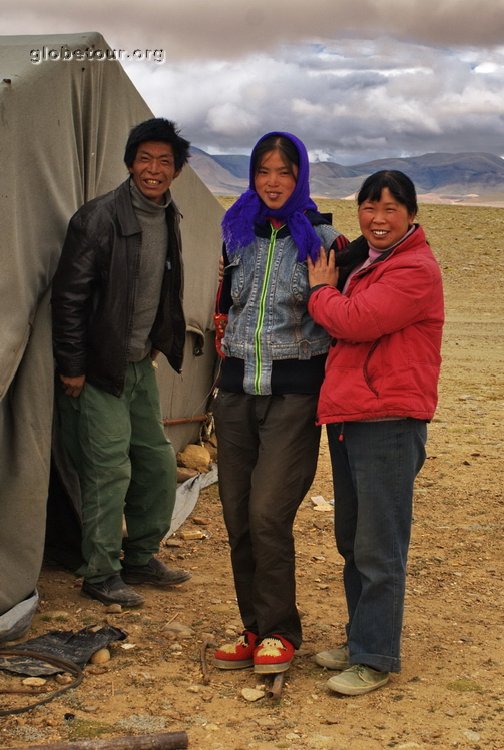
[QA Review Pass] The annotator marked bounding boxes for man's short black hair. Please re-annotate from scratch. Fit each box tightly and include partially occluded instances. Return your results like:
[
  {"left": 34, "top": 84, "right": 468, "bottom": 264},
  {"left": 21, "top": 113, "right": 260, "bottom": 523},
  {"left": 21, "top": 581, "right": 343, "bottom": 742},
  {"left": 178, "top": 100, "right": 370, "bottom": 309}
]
[{"left": 124, "top": 118, "right": 190, "bottom": 172}]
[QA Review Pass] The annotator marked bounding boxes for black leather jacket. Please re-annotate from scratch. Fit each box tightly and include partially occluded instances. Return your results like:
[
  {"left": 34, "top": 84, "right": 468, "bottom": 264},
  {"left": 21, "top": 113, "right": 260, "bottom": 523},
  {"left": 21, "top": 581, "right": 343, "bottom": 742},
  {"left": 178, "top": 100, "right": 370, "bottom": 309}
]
[{"left": 52, "top": 178, "right": 185, "bottom": 396}]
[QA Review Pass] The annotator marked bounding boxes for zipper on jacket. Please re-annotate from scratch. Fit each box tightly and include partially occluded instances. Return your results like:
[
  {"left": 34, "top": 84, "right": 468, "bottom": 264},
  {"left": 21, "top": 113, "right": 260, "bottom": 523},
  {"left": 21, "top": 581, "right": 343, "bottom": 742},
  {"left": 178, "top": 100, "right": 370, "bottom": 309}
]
[{"left": 254, "top": 225, "right": 280, "bottom": 394}]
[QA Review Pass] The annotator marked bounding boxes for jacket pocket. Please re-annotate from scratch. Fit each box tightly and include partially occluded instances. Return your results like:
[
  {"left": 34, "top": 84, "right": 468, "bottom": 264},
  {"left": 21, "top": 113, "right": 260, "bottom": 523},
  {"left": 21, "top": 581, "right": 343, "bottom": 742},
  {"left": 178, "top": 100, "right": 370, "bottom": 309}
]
[
  {"left": 290, "top": 261, "right": 310, "bottom": 303},
  {"left": 363, "top": 340, "right": 381, "bottom": 397}
]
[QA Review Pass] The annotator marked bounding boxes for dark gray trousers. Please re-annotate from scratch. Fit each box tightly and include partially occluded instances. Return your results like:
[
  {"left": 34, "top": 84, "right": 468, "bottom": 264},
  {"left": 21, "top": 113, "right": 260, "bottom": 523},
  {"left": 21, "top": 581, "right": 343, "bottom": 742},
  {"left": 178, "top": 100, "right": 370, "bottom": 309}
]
[{"left": 213, "top": 390, "right": 320, "bottom": 648}]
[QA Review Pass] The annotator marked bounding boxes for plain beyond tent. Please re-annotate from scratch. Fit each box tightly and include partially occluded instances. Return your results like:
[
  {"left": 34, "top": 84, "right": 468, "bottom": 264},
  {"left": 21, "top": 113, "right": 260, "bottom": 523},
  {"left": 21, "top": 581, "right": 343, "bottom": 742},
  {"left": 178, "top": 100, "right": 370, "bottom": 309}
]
[{"left": 0, "top": 32, "right": 223, "bottom": 641}]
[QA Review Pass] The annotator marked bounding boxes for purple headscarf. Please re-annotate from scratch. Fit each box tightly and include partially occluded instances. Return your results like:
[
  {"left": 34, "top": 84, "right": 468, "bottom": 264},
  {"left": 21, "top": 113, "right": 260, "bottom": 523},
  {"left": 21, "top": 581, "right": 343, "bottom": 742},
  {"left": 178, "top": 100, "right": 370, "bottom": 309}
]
[{"left": 221, "top": 131, "right": 321, "bottom": 262}]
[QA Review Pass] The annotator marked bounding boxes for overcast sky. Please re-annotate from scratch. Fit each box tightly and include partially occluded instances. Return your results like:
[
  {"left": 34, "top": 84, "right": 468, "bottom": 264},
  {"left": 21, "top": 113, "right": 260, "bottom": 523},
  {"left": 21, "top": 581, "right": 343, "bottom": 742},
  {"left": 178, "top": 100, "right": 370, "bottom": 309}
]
[{"left": 3, "top": 0, "right": 504, "bottom": 163}]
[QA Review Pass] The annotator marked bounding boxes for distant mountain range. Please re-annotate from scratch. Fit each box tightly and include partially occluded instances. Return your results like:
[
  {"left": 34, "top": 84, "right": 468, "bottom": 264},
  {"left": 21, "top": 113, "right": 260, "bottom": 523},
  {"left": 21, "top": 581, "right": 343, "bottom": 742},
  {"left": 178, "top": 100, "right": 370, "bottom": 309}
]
[{"left": 189, "top": 148, "right": 504, "bottom": 204}]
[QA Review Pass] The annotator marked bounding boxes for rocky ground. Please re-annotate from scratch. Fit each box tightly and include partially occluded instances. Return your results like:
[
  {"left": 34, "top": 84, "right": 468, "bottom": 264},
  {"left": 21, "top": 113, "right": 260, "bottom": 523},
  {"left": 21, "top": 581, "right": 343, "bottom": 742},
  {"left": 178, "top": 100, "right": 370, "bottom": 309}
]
[{"left": 1, "top": 201, "right": 503, "bottom": 750}]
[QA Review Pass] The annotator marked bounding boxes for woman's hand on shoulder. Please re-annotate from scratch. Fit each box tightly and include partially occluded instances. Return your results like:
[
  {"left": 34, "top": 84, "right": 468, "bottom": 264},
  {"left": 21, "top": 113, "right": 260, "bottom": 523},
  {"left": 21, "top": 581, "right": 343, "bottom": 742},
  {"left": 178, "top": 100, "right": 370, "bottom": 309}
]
[{"left": 307, "top": 247, "right": 339, "bottom": 288}]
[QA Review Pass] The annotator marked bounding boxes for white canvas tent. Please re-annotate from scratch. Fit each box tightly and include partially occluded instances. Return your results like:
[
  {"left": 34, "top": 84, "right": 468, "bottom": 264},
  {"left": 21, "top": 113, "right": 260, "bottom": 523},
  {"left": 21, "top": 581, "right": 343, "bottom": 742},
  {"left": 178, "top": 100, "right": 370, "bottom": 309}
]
[{"left": 0, "top": 32, "right": 223, "bottom": 640}]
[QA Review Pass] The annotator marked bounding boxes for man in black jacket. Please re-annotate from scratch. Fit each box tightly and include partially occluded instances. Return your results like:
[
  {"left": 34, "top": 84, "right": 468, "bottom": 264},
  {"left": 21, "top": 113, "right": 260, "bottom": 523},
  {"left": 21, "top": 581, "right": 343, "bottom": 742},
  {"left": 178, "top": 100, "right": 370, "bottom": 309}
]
[{"left": 52, "top": 118, "right": 191, "bottom": 607}]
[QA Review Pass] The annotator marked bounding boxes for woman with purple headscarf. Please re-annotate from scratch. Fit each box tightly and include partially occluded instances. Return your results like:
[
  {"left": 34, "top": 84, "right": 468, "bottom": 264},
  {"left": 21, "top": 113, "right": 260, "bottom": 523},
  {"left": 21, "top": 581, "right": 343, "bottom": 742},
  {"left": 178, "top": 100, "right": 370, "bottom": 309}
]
[{"left": 212, "top": 132, "right": 351, "bottom": 674}]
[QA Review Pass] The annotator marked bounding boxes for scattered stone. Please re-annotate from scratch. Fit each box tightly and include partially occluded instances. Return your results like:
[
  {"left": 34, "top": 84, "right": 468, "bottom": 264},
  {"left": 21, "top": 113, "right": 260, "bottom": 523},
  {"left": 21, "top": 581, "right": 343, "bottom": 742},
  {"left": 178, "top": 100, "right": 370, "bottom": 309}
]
[
  {"left": 241, "top": 687, "right": 265, "bottom": 702},
  {"left": 90, "top": 648, "right": 110, "bottom": 665},
  {"left": 192, "top": 516, "right": 210, "bottom": 526},
  {"left": 22, "top": 677, "right": 46, "bottom": 687},
  {"left": 187, "top": 685, "right": 201, "bottom": 693},
  {"left": 463, "top": 729, "right": 481, "bottom": 742},
  {"left": 311, "top": 495, "right": 334, "bottom": 512},
  {"left": 223, "top": 622, "right": 241, "bottom": 637},
  {"left": 164, "top": 538, "right": 183, "bottom": 547},
  {"left": 163, "top": 621, "right": 194, "bottom": 638},
  {"left": 55, "top": 673, "right": 74, "bottom": 685},
  {"left": 105, "top": 603, "right": 122, "bottom": 614},
  {"left": 176, "top": 444, "right": 211, "bottom": 473},
  {"left": 86, "top": 666, "right": 107, "bottom": 675},
  {"left": 178, "top": 528, "right": 209, "bottom": 541}
]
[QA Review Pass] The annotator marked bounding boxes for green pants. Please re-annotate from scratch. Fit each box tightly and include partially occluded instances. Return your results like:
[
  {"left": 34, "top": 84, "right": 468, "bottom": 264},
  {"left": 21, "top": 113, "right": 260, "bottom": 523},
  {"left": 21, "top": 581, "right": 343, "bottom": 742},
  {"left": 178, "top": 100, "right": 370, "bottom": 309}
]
[{"left": 56, "top": 357, "right": 176, "bottom": 582}]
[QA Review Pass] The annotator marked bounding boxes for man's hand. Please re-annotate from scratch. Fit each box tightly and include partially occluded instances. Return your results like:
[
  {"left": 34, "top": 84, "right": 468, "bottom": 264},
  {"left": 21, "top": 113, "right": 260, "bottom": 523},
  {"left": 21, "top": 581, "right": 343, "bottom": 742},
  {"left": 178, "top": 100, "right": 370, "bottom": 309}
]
[
  {"left": 59, "top": 373, "right": 86, "bottom": 398},
  {"left": 307, "top": 247, "right": 339, "bottom": 288}
]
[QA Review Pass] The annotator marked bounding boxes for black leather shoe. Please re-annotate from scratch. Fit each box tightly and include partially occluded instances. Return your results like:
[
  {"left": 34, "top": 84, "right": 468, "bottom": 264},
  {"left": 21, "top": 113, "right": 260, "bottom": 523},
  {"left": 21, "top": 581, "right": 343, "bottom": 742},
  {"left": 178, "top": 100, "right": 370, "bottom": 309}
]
[
  {"left": 81, "top": 573, "right": 144, "bottom": 607},
  {"left": 121, "top": 557, "right": 191, "bottom": 587}
]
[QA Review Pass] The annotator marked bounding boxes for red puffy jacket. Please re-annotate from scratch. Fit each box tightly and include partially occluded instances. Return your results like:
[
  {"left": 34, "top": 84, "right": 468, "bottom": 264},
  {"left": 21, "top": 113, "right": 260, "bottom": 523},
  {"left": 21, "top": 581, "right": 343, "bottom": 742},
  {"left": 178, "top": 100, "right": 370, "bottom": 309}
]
[{"left": 308, "top": 225, "right": 444, "bottom": 424}]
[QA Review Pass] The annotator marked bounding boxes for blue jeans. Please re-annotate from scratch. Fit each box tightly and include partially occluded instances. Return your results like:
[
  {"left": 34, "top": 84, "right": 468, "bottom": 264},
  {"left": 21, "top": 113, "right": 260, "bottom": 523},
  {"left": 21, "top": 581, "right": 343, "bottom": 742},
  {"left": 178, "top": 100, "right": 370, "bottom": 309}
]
[{"left": 327, "top": 419, "right": 427, "bottom": 672}]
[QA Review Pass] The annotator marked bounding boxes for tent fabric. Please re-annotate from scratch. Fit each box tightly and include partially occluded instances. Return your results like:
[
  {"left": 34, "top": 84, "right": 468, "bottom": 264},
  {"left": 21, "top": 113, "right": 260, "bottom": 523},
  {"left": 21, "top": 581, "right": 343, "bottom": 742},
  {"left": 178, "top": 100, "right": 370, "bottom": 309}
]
[
  {"left": 0, "top": 32, "right": 223, "bottom": 635},
  {"left": 166, "top": 464, "right": 218, "bottom": 538}
]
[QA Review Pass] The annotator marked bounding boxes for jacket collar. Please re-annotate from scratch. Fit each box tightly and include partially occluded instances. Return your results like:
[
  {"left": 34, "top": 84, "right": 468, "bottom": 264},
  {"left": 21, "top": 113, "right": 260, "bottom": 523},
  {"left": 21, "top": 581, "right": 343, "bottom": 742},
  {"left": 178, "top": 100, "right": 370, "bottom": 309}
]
[
  {"left": 114, "top": 177, "right": 180, "bottom": 237},
  {"left": 113, "top": 178, "right": 141, "bottom": 236}
]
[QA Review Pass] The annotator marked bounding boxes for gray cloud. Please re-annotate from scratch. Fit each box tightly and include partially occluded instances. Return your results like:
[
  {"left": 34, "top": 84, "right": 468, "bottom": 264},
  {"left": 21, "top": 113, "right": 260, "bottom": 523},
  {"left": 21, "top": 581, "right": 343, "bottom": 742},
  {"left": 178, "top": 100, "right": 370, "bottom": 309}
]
[
  {"left": 124, "top": 37, "right": 504, "bottom": 163},
  {"left": 3, "top": 0, "right": 504, "bottom": 57},
  {"left": 3, "top": 1, "right": 504, "bottom": 162}
]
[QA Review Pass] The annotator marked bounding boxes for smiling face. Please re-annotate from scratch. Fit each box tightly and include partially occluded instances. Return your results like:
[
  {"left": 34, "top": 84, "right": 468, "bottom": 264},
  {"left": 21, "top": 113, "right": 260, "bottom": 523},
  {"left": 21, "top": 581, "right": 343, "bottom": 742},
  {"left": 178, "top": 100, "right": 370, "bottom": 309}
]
[
  {"left": 358, "top": 187, "right": 416, "bottom": 249},
  {"left": 128, "top": 140, "right": 180, "bottom": 203},
  {"left": 254, "top": 149, "right": 298, "bottom": 210}
]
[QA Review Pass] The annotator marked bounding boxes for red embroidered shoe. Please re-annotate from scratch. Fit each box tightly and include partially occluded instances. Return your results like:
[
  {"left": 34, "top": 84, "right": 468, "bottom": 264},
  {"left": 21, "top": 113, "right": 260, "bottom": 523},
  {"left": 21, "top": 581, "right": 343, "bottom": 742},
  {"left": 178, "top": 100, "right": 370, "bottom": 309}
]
[
  {"left": 254, "top": 634, "right": 295, "bottom": 674},
  {"left": 213, "top": 630, "right": 258, "bottom": 670}
]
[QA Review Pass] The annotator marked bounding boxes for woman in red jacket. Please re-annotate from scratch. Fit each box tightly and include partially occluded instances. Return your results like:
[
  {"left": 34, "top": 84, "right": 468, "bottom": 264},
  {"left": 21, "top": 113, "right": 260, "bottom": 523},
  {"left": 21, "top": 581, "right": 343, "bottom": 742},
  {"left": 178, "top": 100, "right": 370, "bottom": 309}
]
[{"left": 307, "top": 170, "right": 444, "bottom": 696}]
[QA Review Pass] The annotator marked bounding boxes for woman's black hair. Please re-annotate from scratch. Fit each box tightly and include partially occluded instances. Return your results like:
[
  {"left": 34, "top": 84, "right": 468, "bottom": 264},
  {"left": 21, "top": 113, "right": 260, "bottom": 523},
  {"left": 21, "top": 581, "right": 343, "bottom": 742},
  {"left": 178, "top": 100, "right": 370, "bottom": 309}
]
[
  {"left": 123, "top": 117, "right": 190, "bottom": 172},
  {"left": 251, "top": 135, "right": 299, "bottom": 175},
  {"left": 357, "top": 170, "right": 418, "bottom": 216}
]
